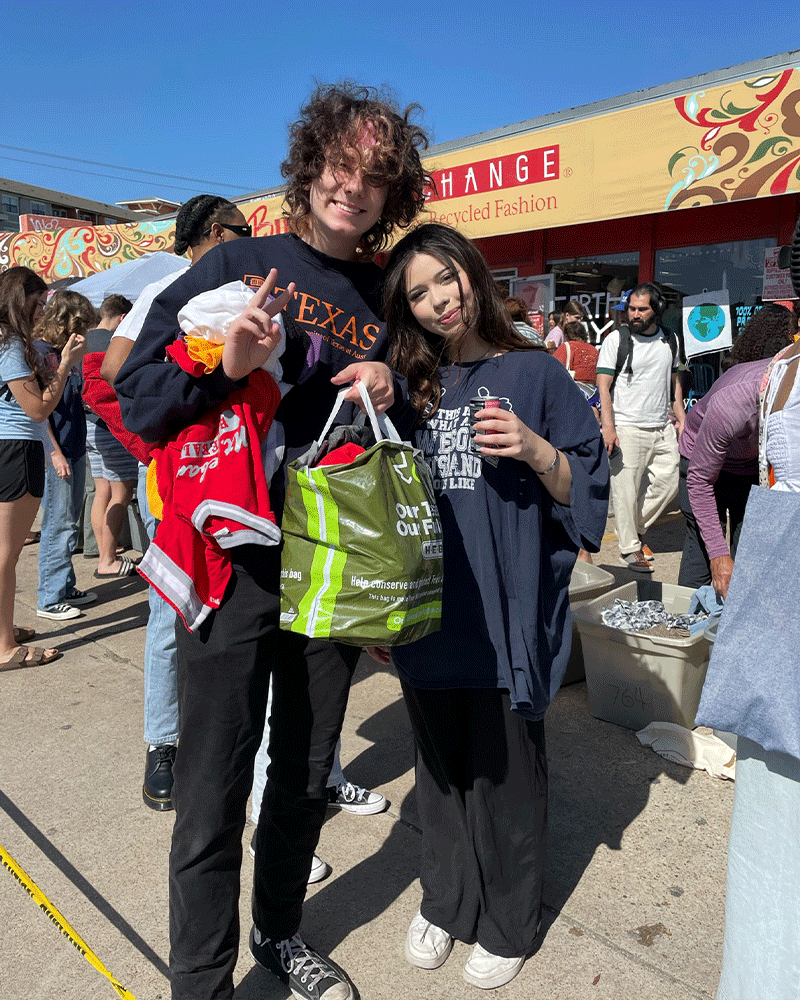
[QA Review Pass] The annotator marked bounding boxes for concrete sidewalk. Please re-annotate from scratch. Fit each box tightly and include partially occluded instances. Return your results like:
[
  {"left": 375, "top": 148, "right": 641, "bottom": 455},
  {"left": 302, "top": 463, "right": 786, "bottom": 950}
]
[{"left": 0, "top": 508, "right": 732, "bottom": 1000}]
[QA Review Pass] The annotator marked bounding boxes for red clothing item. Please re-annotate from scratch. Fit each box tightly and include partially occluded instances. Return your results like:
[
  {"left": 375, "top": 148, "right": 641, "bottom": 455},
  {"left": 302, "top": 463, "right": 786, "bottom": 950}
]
[
  {"left": 82, "top": 352, "right": 155, "bottom": 466},
  {"left": 316, "top": 443, "right": 365, "bottom": 467},
  {"left": 553, "top": 341, "right": 599, "bottom": 384},
  {"left": 138, "top": 359, "right": 281, "bottom": 632}
]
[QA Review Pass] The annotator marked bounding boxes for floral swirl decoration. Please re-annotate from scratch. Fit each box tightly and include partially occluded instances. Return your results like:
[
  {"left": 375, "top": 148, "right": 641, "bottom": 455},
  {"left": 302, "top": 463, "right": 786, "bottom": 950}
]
[
  {"left": 0, "top": 219, "right": 176, "bottom": 279},
  {"left": 667, "top": 69, "right": 800, "bottom": 210}
]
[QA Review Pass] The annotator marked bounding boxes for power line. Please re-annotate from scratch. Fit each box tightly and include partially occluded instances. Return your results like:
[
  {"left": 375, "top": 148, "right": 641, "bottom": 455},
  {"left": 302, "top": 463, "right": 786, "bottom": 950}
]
[
  {"left": 0, "top": 143, "right": 254, "bottom": 192},
  {"left": 0, "top": 154, "right": 231, "bottom": 198}
]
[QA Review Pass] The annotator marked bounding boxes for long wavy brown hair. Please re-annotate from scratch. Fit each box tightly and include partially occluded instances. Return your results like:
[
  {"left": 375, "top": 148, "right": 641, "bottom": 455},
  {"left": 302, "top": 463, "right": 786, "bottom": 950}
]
[
  {"left": 34, "top": 290, "right": 97, "bottom": 351},
  {"left": 384, "top": 224, "right": 544, "bottom": 420},
  {"left": 0, "top": 266, "right": 48, "bottom": 380},
  {"left": 281, "top": 82, "right": 431, "bottom": 258}
]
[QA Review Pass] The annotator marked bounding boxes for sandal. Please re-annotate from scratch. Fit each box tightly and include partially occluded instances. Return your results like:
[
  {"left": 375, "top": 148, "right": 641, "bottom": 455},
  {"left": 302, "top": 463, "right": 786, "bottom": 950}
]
[
  {"left": 23, "top": 531, "right": 41, "bottom": 546},
  {"left": 93, "top": 555, "right": 138, "bottom": 579},
  {"left": 13, "top": 626, "right": 35, "bottom": 643},
  {"left": 0, "top": 645, "right": 60, "bottom": 671}
]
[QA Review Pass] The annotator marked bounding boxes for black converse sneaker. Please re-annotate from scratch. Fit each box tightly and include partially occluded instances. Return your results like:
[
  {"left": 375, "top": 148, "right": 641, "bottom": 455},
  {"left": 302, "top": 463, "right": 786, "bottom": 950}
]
[{"left": 249, "top": 926, "right": 354, "bottom": 999}]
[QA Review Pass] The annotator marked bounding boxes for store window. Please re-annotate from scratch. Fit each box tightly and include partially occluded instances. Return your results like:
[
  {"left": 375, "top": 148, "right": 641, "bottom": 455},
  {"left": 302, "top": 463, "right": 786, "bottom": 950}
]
[
  {"left": 490, "top": 267, "right": 518, "bottom": 298},
  {"left": 547, "top": 252, "right": 639, "bottom": 343},
  {"left": 654, "top": 238, "right": 776, "bottom": 336}
]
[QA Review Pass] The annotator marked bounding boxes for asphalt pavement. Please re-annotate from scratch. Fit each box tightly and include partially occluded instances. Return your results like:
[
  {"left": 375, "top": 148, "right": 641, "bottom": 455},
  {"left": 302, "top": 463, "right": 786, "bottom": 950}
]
[{"left": 0, "top": 503, "right": 732, "bottom": 1000}]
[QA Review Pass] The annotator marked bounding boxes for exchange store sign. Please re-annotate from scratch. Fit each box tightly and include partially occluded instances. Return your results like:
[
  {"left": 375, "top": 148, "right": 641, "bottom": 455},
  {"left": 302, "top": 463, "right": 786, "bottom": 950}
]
[
  {"left": 426, "top": 146, "right": 559, "bottom": 200},
  {"left": 425, "top": 145, "right": 560, "bottom": 229}
]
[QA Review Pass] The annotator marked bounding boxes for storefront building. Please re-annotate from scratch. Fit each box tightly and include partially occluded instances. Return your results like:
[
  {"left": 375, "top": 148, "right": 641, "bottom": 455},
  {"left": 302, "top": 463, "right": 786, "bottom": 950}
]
[
  {"left": 421, "top": 51, "right": 799, "bottom": 349},
  {"left": 3, "top": 51, "right": 798, "bottom": 354}
]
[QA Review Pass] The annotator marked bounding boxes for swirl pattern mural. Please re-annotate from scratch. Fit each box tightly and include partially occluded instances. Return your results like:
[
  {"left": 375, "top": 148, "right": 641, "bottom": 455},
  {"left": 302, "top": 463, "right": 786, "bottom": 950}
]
[
  {"left": 0, "top": 218, "right": 176, "bottom": 279},
  {"left": 667, "top": 70, "right": 800, "bottom": 209}
]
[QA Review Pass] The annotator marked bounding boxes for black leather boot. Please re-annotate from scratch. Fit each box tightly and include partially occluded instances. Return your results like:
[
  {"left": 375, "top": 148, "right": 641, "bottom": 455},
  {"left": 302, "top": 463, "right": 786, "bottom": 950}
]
[{"left": 142, "top": 744, "right": 177, "bottom": 811}]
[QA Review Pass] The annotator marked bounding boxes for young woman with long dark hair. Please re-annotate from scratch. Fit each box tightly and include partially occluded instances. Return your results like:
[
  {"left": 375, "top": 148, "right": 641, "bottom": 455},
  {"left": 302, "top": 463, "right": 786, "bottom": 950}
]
[{"left": 375, "top": 224, "right": 608, "bottom": 990}]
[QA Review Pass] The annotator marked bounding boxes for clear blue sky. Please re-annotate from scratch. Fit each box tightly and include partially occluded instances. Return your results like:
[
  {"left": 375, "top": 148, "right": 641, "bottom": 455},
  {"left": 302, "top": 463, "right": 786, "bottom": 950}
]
[{"left": 1, "top": 0, "right": 794, "bottom": 208}]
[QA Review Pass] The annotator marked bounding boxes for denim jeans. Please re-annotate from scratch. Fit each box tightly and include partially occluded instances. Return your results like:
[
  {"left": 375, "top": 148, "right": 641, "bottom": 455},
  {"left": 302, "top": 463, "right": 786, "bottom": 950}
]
[
  {"left": 37, "top": 454, "right": 85, "bottom": 608},
  {"left": 717, "top": 737, "right": 800, "bottom": 1000},
  {"left": 138, "top": 462, "right": 179, "bottom": 747}
]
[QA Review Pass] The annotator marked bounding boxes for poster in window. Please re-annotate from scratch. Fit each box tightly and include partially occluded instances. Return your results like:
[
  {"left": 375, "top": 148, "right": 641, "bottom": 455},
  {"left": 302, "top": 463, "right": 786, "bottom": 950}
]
[
  {"left": 509, "top": 274, "right": 554, "bottom": 338},
  {"left": 682, "top": 289, "right": 732, "bottom": 360}
]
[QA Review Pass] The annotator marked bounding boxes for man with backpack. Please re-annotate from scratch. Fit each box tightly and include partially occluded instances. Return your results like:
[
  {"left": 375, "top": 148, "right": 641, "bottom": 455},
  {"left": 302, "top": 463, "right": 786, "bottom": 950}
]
[{"left": 596, "top": 283, "right": 685, "bottom": 572}]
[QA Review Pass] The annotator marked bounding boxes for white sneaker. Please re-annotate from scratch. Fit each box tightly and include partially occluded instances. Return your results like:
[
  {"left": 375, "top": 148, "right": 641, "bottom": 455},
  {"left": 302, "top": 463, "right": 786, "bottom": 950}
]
[
  {"left": 248, "top": 833, "right": 331, "bottom": 884},
  {"left": 37, "top": 603, "right": 81, "bottom": 620},
  {"left": 405, "top": 911, "right": 453, "bottom": 970},
  {"left": 307, "top": 854, "right": 331, "bottom": 884},
  {"left": 327, "top": 780, "right": 388, "bottom": 815},
  {"left": 462, "top": 942, "right": 525, "bottom": 989}
]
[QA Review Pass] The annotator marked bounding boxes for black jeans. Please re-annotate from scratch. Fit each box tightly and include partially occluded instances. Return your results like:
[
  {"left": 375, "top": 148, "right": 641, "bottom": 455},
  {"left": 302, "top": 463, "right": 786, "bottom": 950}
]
[
  {"left": 677, "top": 455, "right": 757, "bottom": 590},
  {"left": 400, "top": 682, "right": 547, "bottom": 958},
  {"left": 169, "top": 545, "right": 358, "bottom": 1000}
]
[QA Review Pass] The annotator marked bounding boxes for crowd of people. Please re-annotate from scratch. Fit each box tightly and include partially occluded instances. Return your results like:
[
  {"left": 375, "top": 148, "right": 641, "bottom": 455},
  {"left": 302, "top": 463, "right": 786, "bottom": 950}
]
[{"left": 0, "top": 79, "right": 798, "bottom": 1000}]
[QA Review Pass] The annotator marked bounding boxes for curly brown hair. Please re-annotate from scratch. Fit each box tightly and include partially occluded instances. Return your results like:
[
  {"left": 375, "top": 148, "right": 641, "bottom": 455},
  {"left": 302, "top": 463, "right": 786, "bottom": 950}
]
[
  {"left": 33, "top": 289, "right": 98, "bottom": 350},
  {"left": 0, "top": 266, "right": 48, "bottom": 379},
  {"left": 721, "top": 303, "right": 794, "bottom": 371},
  {"left": 281, "top": 82, "right": 431, "bottom": 258}
]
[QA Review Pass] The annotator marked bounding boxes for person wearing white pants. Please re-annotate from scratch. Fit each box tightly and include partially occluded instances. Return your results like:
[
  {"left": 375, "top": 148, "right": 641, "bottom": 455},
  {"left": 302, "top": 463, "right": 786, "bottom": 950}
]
[
  {"left": 609, "top": 422, "right": 679, "bottom": 557},
  {"left": 596, "top": 284, "right": 684, "bottom": 573}
]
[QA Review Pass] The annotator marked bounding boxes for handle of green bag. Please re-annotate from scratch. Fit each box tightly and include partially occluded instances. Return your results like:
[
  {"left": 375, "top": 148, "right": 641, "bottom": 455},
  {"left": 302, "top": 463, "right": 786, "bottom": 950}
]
[{"left": 315, "top": 381, "right": 402, "bottom": 449}]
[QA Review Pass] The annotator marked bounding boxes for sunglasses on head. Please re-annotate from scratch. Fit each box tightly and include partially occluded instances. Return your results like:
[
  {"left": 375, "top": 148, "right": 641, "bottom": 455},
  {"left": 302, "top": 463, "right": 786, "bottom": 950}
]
[{"left": 204, "top": 222, "right": 253, "bottom": 238}]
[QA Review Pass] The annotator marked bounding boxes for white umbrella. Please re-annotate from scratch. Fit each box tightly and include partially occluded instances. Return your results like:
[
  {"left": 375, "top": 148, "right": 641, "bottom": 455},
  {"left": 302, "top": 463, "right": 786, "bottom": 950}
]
[{"left": 67, "top": 252, "right": 187, "bottom": 306}]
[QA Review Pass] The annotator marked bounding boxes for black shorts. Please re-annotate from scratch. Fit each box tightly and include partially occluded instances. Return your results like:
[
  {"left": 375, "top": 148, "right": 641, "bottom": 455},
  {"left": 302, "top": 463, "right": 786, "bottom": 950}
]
[{"left": 0, "top": 439, "right": 45, "bottom": 501}]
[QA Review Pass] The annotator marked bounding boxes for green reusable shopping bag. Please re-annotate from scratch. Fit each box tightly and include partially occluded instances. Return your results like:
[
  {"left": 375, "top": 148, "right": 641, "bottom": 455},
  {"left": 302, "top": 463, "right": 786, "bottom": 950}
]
[{"left": 280, "top": 384, "right": 443, "bottom": 646}]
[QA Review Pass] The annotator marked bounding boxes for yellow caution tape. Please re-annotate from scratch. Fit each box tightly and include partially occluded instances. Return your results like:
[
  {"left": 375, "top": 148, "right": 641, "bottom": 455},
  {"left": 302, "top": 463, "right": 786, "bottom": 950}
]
[{"left": 0, "top": 841, "right": 137, "bottom": 999}]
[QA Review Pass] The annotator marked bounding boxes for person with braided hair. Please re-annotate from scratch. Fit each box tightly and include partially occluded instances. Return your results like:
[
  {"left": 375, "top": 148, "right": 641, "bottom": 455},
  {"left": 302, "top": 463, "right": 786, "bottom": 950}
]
[{"left": 99, "top": 194, "right": 250, "bottom": 813}]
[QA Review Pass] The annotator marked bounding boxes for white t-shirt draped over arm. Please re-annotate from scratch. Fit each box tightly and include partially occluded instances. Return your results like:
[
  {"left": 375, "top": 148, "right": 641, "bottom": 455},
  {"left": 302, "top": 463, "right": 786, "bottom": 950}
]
[{"left": 111, "top": 266, "right": 190, "bottom": 343}]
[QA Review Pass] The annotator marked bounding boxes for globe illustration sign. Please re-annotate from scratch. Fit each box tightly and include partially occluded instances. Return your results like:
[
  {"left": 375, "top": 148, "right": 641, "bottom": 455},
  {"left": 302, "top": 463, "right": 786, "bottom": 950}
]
[{"left": 687, "top": 304, "right": 726, "bottom": 343}]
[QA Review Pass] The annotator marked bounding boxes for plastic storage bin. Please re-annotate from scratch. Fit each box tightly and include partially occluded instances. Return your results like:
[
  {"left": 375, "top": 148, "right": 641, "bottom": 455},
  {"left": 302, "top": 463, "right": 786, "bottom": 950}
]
[
  {"left": 571, "top": 579, "right": 711, "bottom": 730},
  {"left": 562, "top": 562, "right": 616, "bottom": 685}
]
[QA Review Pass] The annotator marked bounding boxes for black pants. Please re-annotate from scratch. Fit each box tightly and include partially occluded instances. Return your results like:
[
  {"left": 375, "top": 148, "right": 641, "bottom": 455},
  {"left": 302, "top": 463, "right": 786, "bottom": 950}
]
[
  {"left": 400, "top": 682, "right": 547, "bottom": 958},
  {"left": 677, "top": 455, "right": 757, "bottom": 590},
  {"left": 169, "top": 546, "right": 358, "bottom": 1000}
]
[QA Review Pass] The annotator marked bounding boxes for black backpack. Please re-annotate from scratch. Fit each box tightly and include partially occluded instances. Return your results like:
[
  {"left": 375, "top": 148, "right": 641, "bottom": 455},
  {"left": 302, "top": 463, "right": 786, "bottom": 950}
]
[{"left": 611, "top": 323, "right": 679, "bottom": 391}]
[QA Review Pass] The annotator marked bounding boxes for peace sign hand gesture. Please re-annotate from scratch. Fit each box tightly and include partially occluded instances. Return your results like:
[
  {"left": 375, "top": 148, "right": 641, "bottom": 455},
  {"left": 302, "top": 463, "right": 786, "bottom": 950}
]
[{"left": 221, "top": 268, "right": 296, "bottom": 381}]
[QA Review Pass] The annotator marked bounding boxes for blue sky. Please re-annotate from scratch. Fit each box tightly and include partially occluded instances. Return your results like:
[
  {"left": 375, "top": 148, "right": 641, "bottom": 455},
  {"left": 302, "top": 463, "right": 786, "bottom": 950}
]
[{"left": 1, "top": 1, "right": 794, "bottom": 208}]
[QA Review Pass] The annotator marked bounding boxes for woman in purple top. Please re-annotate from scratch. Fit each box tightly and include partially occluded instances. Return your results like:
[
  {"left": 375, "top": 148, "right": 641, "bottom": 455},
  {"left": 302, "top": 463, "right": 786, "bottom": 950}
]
[{"left": 677, "top": 304, "right": 794, "bottom": 595}]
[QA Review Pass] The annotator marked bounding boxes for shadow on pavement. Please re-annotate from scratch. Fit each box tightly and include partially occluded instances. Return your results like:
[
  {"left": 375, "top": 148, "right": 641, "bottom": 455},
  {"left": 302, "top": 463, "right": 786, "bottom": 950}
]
[{"left": 0, "top": 787, "right": 169, "bottom": 977}]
